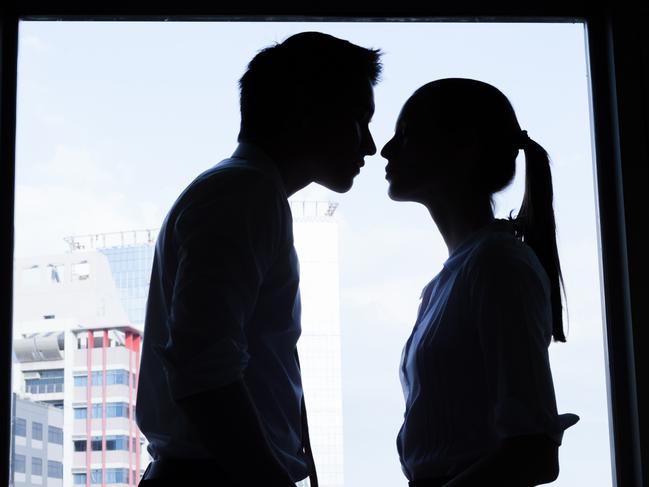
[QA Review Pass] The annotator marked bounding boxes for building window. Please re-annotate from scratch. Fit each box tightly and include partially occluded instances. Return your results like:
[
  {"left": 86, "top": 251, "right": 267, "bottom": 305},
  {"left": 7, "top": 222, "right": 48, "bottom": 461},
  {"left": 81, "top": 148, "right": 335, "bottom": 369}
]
[
  {"left": 32, "top": 457, "right": 43, "bottom": 476},
  {"left": 75, "top": 370, "right": 130, "bottom": 387},
  {"left": 106, "top": 402, "right": 129, "bottom": 418},
  {"left": 74, "top": 403, "right": 129, "bottom": 419},
  {"left": 32, "top": 421, "right": 43, "bottom": 441},
  {"left": 74, "top": 436, "right": 131, "bottom": 452},
  {"left": 14, "top": 454, "right": 25, "bottom": 473},
  {"left": 106, "top": 468, "right": 129, "bottom": 484},
  {"left": 105, "top": 435, "right": 130, "bottom": 450},
  {"left": 91, "top": 437, "right": 103, "bottom": 451},
  {"left": 47, "top": 263, "right": 65, "bottom": 283},
  {"left": 14, "top": 417, "right": 26, "bottom": 437},
  {"left": 106, "top": 369, "right": 130, "bottom": 385},
  {"left": 90, "top": 469, "right": 102, "bottom": 484},
  {"left": 72, "top": 261, "right": 90, "bottom": 281},
  {"left": 47, "top": 460, "right": 63, "bottom": 479},
  {"left": 48, "top": 426, "right": 63, "bottom": 444},
  {"left": 73, "top": 473, "right": 86, "bottom": 485},
  {"left": 25, "top": 369, "right": 64, "bottom": 394}
]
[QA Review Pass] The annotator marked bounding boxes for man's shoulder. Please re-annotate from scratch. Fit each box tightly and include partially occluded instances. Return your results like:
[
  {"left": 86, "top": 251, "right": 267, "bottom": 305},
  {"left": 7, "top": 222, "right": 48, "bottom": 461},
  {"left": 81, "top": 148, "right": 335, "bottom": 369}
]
[
  {"left": 196, "top": 157, "right": 281, "bottom": 191},
  {"left": 174, "top": 157, "right": 285, "bottom": 212}
]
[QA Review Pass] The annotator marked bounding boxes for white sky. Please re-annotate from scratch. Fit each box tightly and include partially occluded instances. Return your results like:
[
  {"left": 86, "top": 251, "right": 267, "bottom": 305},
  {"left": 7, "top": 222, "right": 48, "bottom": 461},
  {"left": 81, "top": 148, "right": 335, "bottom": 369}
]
[{"left": 15, "top": 21, "right": 611, "bottom": 486}]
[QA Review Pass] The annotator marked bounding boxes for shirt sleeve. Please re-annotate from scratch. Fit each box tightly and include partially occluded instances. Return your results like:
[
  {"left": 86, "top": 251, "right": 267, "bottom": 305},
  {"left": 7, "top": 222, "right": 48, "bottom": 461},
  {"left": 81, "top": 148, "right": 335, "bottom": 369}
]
[
  {"left": 471, "top": 241, "right": 563, "bottom": 445},
  {"left": 156, "top": 171, "right": 284, "bottom": 401}
]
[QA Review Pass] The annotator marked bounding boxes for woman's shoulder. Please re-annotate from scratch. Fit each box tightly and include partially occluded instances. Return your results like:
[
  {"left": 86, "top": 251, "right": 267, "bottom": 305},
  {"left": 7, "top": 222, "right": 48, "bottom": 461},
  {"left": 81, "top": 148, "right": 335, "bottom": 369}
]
[{"left": 465, "top": 222, "right": 548, "bottom": 285}]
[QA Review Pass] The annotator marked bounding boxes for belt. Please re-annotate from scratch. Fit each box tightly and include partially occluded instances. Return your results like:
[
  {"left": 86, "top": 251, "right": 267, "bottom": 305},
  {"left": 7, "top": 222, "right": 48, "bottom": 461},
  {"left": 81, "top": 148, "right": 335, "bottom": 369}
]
[
  {"left": 142, "top": 457, "right": 235, "bottom": 484},
  {"left": 408, "top": 477, "right": 452, "bottom": 487}
]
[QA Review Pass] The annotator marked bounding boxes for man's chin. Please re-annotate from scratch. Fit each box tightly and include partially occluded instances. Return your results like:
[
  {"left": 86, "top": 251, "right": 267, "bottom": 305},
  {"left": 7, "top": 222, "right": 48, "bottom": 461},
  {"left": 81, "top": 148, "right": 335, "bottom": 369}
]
[{"left": 321, "top": 176, "right": 355, "bottom": 193}]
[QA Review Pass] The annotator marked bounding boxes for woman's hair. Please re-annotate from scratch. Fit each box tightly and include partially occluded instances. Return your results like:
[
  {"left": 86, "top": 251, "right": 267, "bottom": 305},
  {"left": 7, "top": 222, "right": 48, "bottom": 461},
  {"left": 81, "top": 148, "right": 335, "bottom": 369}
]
[{"left": 414, "top": 78, "right": 566, "bottom": 342}]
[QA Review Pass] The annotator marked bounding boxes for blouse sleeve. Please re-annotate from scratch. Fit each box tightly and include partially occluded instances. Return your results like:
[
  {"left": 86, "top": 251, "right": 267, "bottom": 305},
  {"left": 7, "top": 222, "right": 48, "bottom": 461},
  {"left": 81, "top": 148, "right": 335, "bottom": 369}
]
[{"left": 471, "top": 240, "right": 563, "bottom": 445}]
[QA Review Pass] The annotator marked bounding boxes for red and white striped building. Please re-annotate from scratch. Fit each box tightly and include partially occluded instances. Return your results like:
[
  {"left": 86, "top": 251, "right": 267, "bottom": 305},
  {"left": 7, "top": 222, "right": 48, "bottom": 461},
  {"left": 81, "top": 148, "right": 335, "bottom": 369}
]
[{"left": 13, "top": 251, "right": 148, "bottom": 487}]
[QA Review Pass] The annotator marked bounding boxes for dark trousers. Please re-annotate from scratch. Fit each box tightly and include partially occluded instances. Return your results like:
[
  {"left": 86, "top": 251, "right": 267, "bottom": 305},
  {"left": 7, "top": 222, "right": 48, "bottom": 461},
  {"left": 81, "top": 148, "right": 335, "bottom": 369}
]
[{"left": 138, "top": 458, "right": 238, "bottom": 487}]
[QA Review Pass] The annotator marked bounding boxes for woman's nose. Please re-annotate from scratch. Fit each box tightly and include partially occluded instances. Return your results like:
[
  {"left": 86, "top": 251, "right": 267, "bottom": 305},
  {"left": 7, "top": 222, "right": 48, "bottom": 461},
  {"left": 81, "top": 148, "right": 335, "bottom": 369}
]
[{"left": 381, "top": 138, "right": 394, "bottom": 159}]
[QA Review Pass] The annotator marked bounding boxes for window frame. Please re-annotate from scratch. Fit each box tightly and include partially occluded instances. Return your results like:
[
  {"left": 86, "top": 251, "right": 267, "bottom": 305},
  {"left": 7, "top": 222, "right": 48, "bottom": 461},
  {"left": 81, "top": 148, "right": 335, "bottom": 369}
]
[{"left": 1, "top": 4, "right": 646, "bottom": 487}]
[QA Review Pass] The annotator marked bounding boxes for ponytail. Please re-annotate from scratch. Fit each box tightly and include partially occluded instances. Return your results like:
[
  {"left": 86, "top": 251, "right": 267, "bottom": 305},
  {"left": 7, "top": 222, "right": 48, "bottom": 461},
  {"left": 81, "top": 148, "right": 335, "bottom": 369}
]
[{"left": 515, "top": 134, "right": 567, "bottom": 342}]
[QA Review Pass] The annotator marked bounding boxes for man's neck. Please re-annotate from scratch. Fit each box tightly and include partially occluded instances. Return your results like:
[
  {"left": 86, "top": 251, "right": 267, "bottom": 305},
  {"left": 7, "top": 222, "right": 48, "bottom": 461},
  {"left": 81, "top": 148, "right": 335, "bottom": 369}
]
[{"left": 242, "top": 139, "right": 313, "bottom": 197}]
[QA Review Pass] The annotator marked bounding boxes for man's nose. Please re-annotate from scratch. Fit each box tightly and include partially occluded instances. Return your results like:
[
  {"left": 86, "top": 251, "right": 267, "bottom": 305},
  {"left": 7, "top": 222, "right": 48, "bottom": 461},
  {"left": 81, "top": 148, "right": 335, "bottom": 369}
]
[{"left": 365, "top": 130, "right": 377, "bottom": 156}]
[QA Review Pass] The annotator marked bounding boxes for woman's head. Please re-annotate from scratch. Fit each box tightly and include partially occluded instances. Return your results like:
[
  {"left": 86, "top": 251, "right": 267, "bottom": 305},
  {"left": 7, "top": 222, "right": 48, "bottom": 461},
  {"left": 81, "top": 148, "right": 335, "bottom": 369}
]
[
  {"left": 382, "top": 78, "right": 567, "bottom": 342},
  {"left": 381, "top": 78, "right": 523, "bottom": 205}
]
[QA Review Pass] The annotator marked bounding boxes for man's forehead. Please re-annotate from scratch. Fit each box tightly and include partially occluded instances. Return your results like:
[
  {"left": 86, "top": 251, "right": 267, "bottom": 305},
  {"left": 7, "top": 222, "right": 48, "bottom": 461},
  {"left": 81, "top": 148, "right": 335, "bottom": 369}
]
[{"left": 341, "top": 79, "right": 374, "bottom": 110}]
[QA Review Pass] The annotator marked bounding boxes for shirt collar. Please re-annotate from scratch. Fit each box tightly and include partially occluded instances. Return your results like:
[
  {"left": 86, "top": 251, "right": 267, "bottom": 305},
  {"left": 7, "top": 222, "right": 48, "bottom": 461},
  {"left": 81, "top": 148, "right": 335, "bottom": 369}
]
[
  {"left": 230, "top": 142, "right": 287, "bottom": 197},
  {"left": 442, "top": 219, "right": 514, "bottom": 272}
]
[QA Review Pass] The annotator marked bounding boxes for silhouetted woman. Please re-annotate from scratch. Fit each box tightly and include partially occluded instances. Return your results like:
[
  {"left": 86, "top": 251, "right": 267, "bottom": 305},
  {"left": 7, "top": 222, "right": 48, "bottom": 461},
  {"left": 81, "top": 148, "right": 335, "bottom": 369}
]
[{"left": 381, "top": 78, "right": 578, "bottom": 487}]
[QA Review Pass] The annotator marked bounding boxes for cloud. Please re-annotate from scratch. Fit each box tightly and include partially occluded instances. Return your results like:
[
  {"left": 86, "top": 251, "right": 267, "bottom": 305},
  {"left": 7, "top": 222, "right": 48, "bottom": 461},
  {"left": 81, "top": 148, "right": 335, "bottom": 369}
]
[
  {"left": 37, "top": 144, "right": 114, "bottom": 186},
  {"left": 14, "top": 144, "right": 164, "bottom": 258}
]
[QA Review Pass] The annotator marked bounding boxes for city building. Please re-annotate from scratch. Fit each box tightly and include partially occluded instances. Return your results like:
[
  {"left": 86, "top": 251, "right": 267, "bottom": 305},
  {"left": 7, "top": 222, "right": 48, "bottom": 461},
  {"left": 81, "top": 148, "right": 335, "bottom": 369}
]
[
  {"left": 14, "top": 200, "right": 344, "bottom": 487},
  {"left": 9, "top": 393, "right": 64, "bottom": 487},
  {"left": 291, "top": 200, "right": 344, "bottom": 487},
  {"left": 64, "top": 230, "right": 158, "bottom": 330},
  {"left": 13, "top": 252, "right": 146, "bottom": 487}
]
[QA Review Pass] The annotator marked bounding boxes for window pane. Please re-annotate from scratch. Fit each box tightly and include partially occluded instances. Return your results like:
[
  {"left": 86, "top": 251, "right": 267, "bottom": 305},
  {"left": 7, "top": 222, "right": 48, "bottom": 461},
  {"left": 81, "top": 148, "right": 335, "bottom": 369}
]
[
  {"left": 13, "top": 21, "right": 612, "bottom": 487},
  {"left": 14, "top": 454, "right": 26, "bottom": 473},
  {"left": 74, "top": 407, "right": 87, "bottom": 419},
  {"left": 47, "top": 460, "right": 63, "bottom": 479},
  {"left": 32, "top": 421, "right": 42, "bottom": 440},
  {"left": 48, "top": 426, "right": 63, "bottom": 444},
  {"left": 32, "top": 457, "right": 43, "bottom": 476},
  {"left": 14, "top": 418, "right": 26, "bottom": 437}
]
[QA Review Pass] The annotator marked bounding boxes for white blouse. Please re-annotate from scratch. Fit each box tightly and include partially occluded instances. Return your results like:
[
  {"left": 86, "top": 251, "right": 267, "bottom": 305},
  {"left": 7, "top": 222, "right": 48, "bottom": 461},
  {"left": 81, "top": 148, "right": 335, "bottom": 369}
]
[{"left": 397, "top": 221, "right": 565, "bottom": 481}]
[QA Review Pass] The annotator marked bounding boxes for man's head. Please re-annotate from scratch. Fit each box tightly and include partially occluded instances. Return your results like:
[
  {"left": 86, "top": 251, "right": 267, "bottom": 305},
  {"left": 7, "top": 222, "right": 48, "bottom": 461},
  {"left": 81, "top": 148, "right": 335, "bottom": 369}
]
[{"left": 238, "top": 32, "right": 382, "bottom": 192}]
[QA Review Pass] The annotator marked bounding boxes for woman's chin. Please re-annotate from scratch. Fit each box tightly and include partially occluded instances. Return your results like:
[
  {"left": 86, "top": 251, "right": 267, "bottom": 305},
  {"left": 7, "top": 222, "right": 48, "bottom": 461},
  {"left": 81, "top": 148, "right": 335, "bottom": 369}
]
[{"left": 387, "top": 184, "right": 413, "bottom": 202}]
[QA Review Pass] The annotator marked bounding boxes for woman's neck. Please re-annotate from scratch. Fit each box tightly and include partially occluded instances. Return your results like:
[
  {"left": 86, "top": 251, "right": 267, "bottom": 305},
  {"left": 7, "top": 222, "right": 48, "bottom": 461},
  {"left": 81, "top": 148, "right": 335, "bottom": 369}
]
[{"left": 426, "top": 195, "right": 494, "bottom": 255}]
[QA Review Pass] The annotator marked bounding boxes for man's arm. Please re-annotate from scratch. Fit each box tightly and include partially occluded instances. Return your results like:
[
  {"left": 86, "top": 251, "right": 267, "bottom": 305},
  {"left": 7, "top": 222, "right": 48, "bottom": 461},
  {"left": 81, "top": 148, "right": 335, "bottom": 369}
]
[
  {"left": 158, "top": 173, "right": 292, "bottom": 485},
  {"left": 443, "top": 434, "right": 559, "bottom": 487},
  {"left": 177, "top": 380, "right": 295, "bottom": 486}
]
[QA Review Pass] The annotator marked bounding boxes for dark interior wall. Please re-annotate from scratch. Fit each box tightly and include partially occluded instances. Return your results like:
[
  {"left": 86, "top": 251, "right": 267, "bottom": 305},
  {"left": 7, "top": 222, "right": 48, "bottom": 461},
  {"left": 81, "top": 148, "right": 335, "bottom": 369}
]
[
  {"left": 610, "top": 12, "right": 649, "bottom": 487},
  {"left": 0, "top": 3, "right": 647, "bottom": 486}
]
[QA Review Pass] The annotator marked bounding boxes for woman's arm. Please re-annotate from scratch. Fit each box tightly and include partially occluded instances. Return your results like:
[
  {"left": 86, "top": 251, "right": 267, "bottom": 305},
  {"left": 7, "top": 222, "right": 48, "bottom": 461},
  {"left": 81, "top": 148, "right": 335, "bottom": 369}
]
[
  {"left": 444, "top": 434, "right": 559, "bottom": 487},
  {"left": 462, "top": 242, "right": 564, "bottom": 486}
]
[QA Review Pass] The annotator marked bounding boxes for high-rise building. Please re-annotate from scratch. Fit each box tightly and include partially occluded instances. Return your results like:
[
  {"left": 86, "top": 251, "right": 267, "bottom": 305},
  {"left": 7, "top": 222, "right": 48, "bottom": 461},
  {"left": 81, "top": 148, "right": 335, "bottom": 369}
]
[
  {"left": 9, "top": 393, "right": 64, "bottom": 487},
  {"left": 13, "top": 252, "right": 146, "bottom": 487},
  {"left": 291, "top": 200, "right": 344, "bottom": 487},
  {"left": 63, "top": 230, "right": 158, "bottom": 330},
  {"left": 15, "top": 200, "right": 344, "bottom": 487}
]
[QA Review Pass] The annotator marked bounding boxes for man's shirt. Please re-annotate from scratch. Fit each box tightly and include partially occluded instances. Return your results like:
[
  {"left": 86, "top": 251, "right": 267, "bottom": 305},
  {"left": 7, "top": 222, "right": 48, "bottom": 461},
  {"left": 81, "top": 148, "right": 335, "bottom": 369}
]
[
  {"left": 397, "top": 220, "right": 564, "bottom": 481},
  {"left": 135, "top": 143, "right": 310, "bottom": 481}
]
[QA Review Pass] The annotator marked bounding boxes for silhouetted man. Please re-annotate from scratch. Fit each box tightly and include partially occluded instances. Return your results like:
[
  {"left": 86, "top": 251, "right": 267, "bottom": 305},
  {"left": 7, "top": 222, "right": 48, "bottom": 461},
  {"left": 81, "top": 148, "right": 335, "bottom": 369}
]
[{"left": 136, "top": 32, "right": 381, "bottom": 487}]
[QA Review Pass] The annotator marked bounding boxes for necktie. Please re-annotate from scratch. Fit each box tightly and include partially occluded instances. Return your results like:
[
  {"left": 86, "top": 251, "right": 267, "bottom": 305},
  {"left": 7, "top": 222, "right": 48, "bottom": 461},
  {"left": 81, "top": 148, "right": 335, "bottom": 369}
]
[{"left": 295, "top": 349, "right": 319, "bottom": 487}]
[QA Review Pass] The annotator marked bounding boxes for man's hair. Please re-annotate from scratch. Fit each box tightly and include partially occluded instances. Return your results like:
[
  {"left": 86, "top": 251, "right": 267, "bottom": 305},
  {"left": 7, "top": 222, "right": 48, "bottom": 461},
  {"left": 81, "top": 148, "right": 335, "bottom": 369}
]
[{"left": 238, "top": 31, "right": 382, "bottom": 142}]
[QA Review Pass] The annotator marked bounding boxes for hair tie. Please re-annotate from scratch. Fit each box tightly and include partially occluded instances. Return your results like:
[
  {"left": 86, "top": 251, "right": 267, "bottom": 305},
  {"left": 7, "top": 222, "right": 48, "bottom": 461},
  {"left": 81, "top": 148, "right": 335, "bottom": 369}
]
[{"left": 518, "top": 130, "right": 531, "bottom": 149}]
